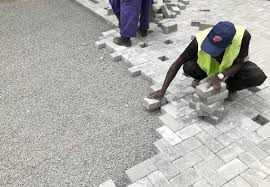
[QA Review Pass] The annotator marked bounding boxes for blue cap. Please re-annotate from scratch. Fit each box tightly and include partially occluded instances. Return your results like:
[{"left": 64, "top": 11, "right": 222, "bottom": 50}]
[{"left": 201, "top": 21, "right": 236, "bottom": 57}]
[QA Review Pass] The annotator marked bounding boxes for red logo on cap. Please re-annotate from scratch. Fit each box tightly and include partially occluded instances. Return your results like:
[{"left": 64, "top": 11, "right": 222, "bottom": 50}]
[{"left": 213, "top": 35, "right": 222, "bottom": 43}]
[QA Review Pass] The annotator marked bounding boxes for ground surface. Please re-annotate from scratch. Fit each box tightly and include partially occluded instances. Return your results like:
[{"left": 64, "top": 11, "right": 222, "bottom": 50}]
[
  {"left": 0, "top": 0, "right": 160, "bottom": 186},
  {"left": 77, "top": 0, "right": 270, "bottom": 187}
]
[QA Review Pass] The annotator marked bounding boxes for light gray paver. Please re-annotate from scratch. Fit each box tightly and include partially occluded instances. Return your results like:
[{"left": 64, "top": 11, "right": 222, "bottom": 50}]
[
  {"left": 175, "top": 123, "right": 202, "bottom": 140},
  {"left": 159, "top": 113, "right": 183, "bottom": 132},
  {"left": 241, "top": 169, "right": 265, "bottom": 187},
  {"left": 142, "top": 97, "right": 167, "bottom": 111},
  {"left": 217, "top": 143, "right": 245, "bottom": 162},
  {"left": 99, "top": 179, "right": 117, "bottom": 187},
  {"left": 127, "top": 177, "right": 154, "bottom": 187},
  {"left": 194, "top": 162, "right": 227, "bottom": 187},
  {"left": 257, "top": 123, "right": 270, "bottom": 139},
  {"left": 154, "top": 138, "right": 181, "bottom": 162},
  {"left": 222, "top": 176, "right": 252, "bottom": 187},
  {"left": 172, "top": 150, "right": 203, "bottom": 173},
  {"left": 196, "top": 131, "right": 224, "bottom": 153},
  {"left": 150, "top": 153, "right": 180, "bottom": 180},
  {"left": 156, "top": 126, "right": 182, "bottom": 146},
  {"left": 193, "top": 179, "right": 212, "bottom": 187},
  {"left": 169, "top": 168, "right": 201, "bottom": 187},
  {"left": 195, "top": 82, "right": 226, "bottom": 99},
  {"left": 217, "top": 158, "right": 248, "bottom": 181},
  {"left": 147, "top": 170, "right": 173, "bottom": 187},
  {"left": 193, "top": 145, "right": 215, "bottom": 160},
  {"left": 258, "top": 138, "right": 270, "bottom": 154},
  {"left": 237, "top": 138, "right": 268, "bottom": 160},
  {"left": 125, "top": 159, "right": 158, "bottom": 183},
  {"left": 174, "top": 137, "right": 202, "bottom": 157}
]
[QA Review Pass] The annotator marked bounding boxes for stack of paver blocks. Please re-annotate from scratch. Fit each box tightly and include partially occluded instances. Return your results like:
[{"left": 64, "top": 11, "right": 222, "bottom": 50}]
[
  {"left": 152, "top": 0, "right": 190, "bottom": 34},
  {"left": 189, "top": 81, "right": 229, "bottom": 124}
]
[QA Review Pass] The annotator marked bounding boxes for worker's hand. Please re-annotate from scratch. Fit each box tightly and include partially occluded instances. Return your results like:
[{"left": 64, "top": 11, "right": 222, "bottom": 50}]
[
  {"left": 206, "top": 75, "right": 222, "bottom": 94},
  {"left": 148, "top": 90, "right": 165, "bottom": 100}
]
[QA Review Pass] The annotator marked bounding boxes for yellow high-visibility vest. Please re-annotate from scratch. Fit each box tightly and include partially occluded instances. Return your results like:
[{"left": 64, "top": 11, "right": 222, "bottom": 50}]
[{"left": 196, "top": 25, "right": 246, "bottom": 76}]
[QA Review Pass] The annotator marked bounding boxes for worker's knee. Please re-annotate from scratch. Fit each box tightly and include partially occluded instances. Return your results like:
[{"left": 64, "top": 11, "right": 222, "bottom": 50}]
[
  {"left": 183, "top": 62, "right": 193, "bottom": 76},
  {"left": 255, "top": 71, "right": 267, "bottom": 86}
]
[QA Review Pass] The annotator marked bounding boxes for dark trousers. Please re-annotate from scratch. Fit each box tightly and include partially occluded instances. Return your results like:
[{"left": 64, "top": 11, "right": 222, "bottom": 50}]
[{"left": 183, "top": 59, "right": 267, "bottom": 91}]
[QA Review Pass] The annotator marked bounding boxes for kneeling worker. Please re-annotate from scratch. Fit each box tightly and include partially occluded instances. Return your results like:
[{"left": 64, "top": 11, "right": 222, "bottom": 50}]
[{"left": 148, "top": 21, "right": 267, "bottom": 99}]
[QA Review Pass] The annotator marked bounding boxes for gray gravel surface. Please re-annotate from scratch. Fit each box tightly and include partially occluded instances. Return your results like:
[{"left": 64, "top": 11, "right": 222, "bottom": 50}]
[{"left": 0, "top": 0, "right": 160, "bottom": 186}]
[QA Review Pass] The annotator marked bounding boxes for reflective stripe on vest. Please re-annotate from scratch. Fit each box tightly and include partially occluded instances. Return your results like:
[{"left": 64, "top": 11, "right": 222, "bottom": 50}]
[{"left": 196, "top": 25, "right": 246, "bottom": 76}]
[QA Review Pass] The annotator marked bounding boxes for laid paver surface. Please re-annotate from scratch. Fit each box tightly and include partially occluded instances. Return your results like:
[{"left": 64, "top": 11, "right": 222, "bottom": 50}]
[
  {"left": 0, "top": 0, "right": 161, "bottom": 186},
  {"left": 76, "top": 0, "right": 270, "bottom": 186}
]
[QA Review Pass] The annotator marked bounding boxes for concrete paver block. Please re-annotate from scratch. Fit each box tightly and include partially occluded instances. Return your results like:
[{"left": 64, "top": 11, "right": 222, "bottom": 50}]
[
  {"left": 173, "top": 150, "right": 203, "bottom": 173},
  {"left": 147, "top": 170, "right": 173, "bottom": 187},
  {"left": 154, "top": 138, "right": 182, "bottom": 161},
  {"left": 175, "top": 123, "right": 202, "bottom": 140},
  {"left": 159, "top": 113, "right": 183, "bottom": 132},
  {"left": 156, "top": 126, "right": 182, "bottom": 146},
  {"left": 142, "top": 97, "right": 167, "bottom": 111},
  {"left": 99, "top": 179, "right": 116, "bottom": 187},
  {"left": 95, "top": 40, "right": 106, "bottom": 49},
  {"left": 200, "top": 90, "right": 229, "bottom": 105},
  {"left": 241, "top": 169, "right": 265, "bottom": 187},
  {"left": 194, "top": 162, "right": 227, "bottom": 187},
  {"left": 257, "top": 123, "right": 270, "bottom": 139},
  {"left": 174, "top": 137, "right": 202, "bottom": 157},
  {"left": 161, "top": 21, "right": 178, "bottom": 34},
  {"left": 217, "top": 158, "right": 248, "bottom": 181},
  {"left": 193, "top": 179, "right": 212, "bottom": 187},
  {"left": 222, "top": 176, "right": 252, "bottom": 187},
  {"left": 195, "top": 82, "right": 226, "bottom": 99},
  {"left": 196, "top": 131, "right": 224, "bottom": 153},
  {"left": 125, "top": 159, "right": 158, "bottom": 182},
  {"left": 161, "top": 4, "right": 171, "bottom": 18},
  {"left": 151, "top": 153, "right": 180, "bottom": 180},
  {"left": 170, "top": 168, "right": 201, "bottom": 187},
  {"left": 127, "top": 177, "right": 154, "bottom": 187},
  {"left": 217, "top": 143, "right": 245, "bottom": 163}
]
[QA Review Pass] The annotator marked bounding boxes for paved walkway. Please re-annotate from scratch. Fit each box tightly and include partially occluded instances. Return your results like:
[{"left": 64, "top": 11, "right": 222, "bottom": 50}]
[
  {"left": 0, "top": 0, "right": 161, "bottom": 186},
  {"left": 76, "top": 0, "right": 270, "bottom": 187}
]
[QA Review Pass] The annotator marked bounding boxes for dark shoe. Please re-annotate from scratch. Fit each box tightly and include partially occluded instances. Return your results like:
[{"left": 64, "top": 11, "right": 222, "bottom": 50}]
[
  {"left": 191, "top": 79, "right": 200, "bottom": 88},
  {"left": 113, "top": 37, "right": 132, "bottom": 47},
  {"left": 138, "top": 28, "right": 148, "bottom": 37},
  {"left": 226, "top": 91, "right": 238, "bottom": 101}
]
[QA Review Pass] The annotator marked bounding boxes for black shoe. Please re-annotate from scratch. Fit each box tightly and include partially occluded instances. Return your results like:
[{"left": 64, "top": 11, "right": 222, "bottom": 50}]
[
  {"left": 113, "top": 37, "right": 132, "bottom": 47},
  {"left": 226, "top": 91, "right": 238, "bottom": 101},
  {"left": 138, "top": 28, "right": 148, "bottom": 37}
]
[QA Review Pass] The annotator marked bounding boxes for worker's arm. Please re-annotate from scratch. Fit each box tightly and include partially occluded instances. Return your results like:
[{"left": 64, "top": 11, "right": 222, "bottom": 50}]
[
  {"left": 148, "top": 39, "right": 198, "bottom": 99},
  {"left": 148, "top": 57, "right": 184, "bottom": 99},
  {"left": 206, "top": 60, "right": 245, "bottom": 94}
]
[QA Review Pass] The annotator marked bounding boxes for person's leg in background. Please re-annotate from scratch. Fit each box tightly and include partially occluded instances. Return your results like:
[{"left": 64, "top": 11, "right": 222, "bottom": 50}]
[
  {"left": 138, "top": 0, "right": 152, "bottom": 37},
  {"left": 226, "top": 61, "right": 267, "bottom": 92},
  {"left": 109, "top": 0, "right": 121, "bottom": 27},
  {"left": 113, "top": 0, "right": 142, "bottom": 47}
]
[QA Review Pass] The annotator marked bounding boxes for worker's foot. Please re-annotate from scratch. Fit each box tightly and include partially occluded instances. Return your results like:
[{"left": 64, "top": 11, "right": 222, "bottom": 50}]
[
  {"left": 113, "top": 36, "right": 132, "bottom": 47},
  {"left": 226, "top": 91, "right": 238, "bottom": 101},
  {"left": 191, "top": 79, "right": 200, "bottom": 88},
  {"left": 138, "top": 28, "right": 148, "bottom": 37}
]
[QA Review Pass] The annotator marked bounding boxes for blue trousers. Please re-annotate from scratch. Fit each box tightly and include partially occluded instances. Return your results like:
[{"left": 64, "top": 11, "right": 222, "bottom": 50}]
[
  {"left": 109, "top": 0, "right": 120, "bottom": 14},
  {"left": 109, "top": 0, "right": 152, "bottom": 37}
]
